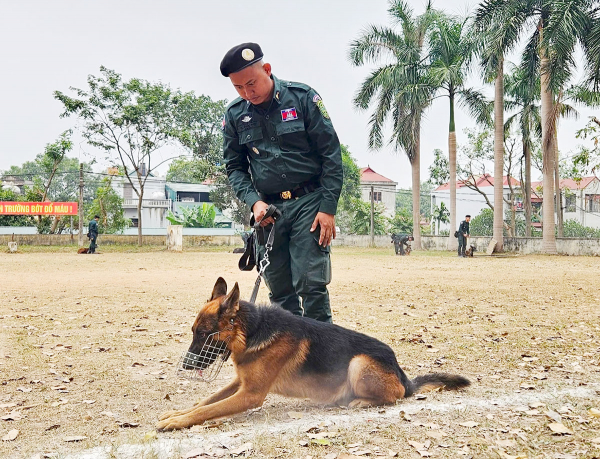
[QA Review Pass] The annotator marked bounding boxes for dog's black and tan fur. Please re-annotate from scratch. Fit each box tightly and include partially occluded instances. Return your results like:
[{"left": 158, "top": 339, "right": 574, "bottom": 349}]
[{"left": 157, "top": 278, "right": 470, "bottom": 431}]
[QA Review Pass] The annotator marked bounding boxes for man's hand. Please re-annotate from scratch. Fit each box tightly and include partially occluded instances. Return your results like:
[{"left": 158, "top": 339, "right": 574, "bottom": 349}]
[
  {"left": 310, "top": 212, "right": 336, "bottom": 247},
  {"left": 252, "top": 201, "right": 275, "bottom": 227}
]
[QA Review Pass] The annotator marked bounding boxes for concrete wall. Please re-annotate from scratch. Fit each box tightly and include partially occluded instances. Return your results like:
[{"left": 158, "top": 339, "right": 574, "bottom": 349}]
[
  {"left": 0, "top": 234, "right": 240, "bottom": 247},
  {"left": 2, "top": 233, "right": 599, "bottom": 256},
  {"left": 419, "top": 235, "right": 600, "bottom": 256}
]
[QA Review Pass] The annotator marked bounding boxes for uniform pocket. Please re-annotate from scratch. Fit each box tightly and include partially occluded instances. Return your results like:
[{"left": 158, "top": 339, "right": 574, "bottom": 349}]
[
  {"left": 239, "top": 127, "right": 263, "bottom": 145},
  {"left": 305, "top": 230, "right": 331, "bottom": 285},
  {"left": 275, "top": 120, "right": 310, "bottom": 152}
]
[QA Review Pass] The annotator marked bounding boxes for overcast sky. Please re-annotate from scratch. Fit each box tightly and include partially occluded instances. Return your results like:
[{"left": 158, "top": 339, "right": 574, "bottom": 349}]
[{"left": 0, "top": 0, "right": 595, "bottom": 188}]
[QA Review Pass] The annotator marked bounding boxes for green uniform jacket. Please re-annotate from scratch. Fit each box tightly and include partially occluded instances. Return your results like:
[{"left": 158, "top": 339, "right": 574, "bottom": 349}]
[
  {"left": 88, "top": 219, "right": 98, "bottom": 237},
  {"left": 223, "top": 75, "right": 343, "bottom": 215}
]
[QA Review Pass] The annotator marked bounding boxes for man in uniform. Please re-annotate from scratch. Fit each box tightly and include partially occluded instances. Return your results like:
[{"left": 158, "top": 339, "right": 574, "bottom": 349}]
[
  {"left": 88, "top": 215, "right": 99, "bottom": 254},
  {"left": 391, "top": 233, "right": 414, "bottom": 255},
  {"left": 457, "top": 214, "right": 471, "bottom": 257},
  {"left": 221, "top": 42, "right": 343, "bottom": 323}
]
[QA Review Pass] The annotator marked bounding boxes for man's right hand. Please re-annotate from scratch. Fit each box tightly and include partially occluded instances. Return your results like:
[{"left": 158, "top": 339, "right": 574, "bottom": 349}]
[{"left": 252, "top": 201, "right": 275, "bottom": 227}]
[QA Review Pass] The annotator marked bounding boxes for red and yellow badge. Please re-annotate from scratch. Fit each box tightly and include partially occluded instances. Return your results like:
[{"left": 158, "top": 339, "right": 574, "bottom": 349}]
[{"left": 312, "top": 94, "right": 330, "bottom": 119}]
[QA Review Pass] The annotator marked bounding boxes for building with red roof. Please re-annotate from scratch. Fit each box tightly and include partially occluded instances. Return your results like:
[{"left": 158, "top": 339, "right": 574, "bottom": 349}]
[
  {"left": 433, "top": 173, "right": 600, "bottom": 233},
  {"left": 359, "top": 166, "right": 398, "bottom": 218}
]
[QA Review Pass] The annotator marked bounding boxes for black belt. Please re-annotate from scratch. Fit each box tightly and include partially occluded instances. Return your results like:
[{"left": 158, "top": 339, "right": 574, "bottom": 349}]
[{"left": 260, "top": 180, "right": 320, "bottom": 202}]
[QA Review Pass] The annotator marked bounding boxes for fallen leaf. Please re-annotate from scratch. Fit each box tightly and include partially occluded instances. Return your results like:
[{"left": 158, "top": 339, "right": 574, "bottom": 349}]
[
  {"left": 548, "top": 423, "right": 572, "bottom": 435},
  {"left": 185, "top": 448, "right": 206, "bottom": 459},
  {"left": 288, "top": 411, "right": 304, "bottom": 419},
  {"left": 311, "top": 438, "right": 332, "bottom": 446},
  {"left": 414, "top": 394, "right": 427, "bottom": 400},
  {"left": 45, "top": 424, "right": 60, "bottom": 431},
  {"left": 64, "top": 436, "right": 87, "bottom": 442},
  {"left": 230, "top": 442, "right": 252, "bottom": 456},
  {"left": 144, "top": 431, "right": 157, "bottom": 441},
  {"left": 324, "top": 454, "right": 337, "bottom": 459},
  {"left": 349, "top": 450, "right": 371, "bottom": 456},
  {"left": 1, "top": 410, "right": 22, "bottom": 421},
  {"left": 2, "top": 429, "right": 18, "bottom": 441},
  {"left": 519, "top": 383, "right": 535, "bottom": 390},
  {"left": 459, "top": 421, "right": 479, "bottom": 428},
  {"left": 408, "top": 440, "right": 426, "bottom": 450},
  {"left": 496, "top": 452, "right": 527, "bottom": 459},
  {"left": 117, "top": 421, "right": 139, "bottom": 428},
  {"left": 544, "top": 410, "right": 562, "bottom": 423},
  {"left": 589, "top": 408, "right": 600, "bottom": 418}
]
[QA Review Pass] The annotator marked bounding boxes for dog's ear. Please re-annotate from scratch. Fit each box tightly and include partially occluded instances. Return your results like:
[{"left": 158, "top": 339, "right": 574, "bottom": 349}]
[
  {"left": 210, "top": 277, "right": 228, "bottom": 301},
  {"left": 219, "top": 282, "right": 240, "bottom": 315}
]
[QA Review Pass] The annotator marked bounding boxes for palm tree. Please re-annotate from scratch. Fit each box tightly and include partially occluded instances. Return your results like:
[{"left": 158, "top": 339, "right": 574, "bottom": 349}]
[
  {"left": 475, "top": 0, "right": 600, "bottom": 254},
  {"left": 427, "top": 13, "right": 492, "bottom": 251},
  {"left": 504, "top": 64, "right": 541, "bottom": 238},
  {"left": 349, "top": 0, "right": 435, "bottom": 250}
]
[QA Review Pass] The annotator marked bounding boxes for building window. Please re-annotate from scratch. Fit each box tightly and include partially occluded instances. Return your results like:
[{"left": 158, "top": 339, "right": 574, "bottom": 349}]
[
  {"left": 369, "top": 191, "right": 382, "bottom": 202},
  {"left": 565, "top": 195, "right": 576, "bottom": 213},
  {"left": 131, "top": 218, "right": 139, "bottom": 228},
  {"left": 586, "top": 194, "right": 600, "bottom": 213}
]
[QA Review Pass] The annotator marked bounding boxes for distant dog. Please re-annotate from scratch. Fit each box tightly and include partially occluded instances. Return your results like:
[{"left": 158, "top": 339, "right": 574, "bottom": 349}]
[
  {"left": 465, "top": 244, "right": 476, "bottom": 257},
  {"left": 77, "top": 247, "right": 90, "bottom": 254},
  {"left": 156, "top": 278, "right": 470, "bottom": 431}
]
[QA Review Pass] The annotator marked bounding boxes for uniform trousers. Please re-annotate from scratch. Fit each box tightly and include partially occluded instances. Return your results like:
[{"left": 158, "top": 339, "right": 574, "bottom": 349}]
[{"left": 256, "top": 189, "right": 332, "bottom": 323}]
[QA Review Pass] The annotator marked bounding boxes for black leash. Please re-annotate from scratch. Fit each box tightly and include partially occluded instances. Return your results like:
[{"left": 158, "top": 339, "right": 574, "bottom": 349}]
[{"left": 238, "top": 205, "right": 282, "bottom": 303}]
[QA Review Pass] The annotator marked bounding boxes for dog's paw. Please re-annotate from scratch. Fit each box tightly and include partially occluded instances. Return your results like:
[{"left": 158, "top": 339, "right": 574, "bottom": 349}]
[
  {"left": 156, "top": 415, "right": 193, "bottom": 431},
  {"left": 159, "top": 410, "right": 183, "bottom": 421}
]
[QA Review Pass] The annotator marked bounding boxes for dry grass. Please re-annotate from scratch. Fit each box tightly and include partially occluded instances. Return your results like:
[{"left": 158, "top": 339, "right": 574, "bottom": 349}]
[{"left": 0, "top": 247, "right": 599, "bottom": 459}]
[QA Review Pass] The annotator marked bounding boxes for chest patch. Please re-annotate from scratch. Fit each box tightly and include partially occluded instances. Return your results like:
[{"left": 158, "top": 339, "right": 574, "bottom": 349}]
[{"left": 281, "top": 107, "right": 298, "bottom": 122}]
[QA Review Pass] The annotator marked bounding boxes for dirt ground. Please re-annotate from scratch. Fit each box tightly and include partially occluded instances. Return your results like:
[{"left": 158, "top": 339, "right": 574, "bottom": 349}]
[{"left": 1, "top": 246, "right": 599, "bottom": 459}]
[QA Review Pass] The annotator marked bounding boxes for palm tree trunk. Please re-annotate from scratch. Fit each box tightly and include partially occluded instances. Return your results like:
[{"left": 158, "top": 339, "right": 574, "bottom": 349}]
[
  {"left": 540, "top": 53, "right": 557, "bottom": 254},
  {"left": 524, "top": 138, "right": 532, "bottom": 237},
  {"left": 554, "top": 130, "right": 563, "bottom": 237},
  {"left": 447, "top": 92, "right": 457, "bottom": 251},
  {"left": 493, "top": 58, "right": 505, "bottom": 252},
  {"left": 412, "top": 130, "right": 422, "bottom": 250}
]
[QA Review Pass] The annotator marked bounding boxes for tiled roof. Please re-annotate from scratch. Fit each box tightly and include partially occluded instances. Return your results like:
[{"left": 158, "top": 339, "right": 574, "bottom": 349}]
[{"left": 360, "top": 167, "right": 396, "bottom": 184}]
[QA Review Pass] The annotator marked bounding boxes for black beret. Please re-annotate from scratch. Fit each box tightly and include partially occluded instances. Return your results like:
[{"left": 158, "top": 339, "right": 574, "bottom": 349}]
[{"left": 220, "top": 43, "right": 264, "bottom": 77}]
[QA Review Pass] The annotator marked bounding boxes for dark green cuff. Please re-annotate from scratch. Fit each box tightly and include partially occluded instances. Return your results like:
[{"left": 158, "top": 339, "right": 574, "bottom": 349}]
[
  {"left": 246, "top": 192, "right": 262, "bottom": 212},
  {"left": 319, "top": 200, "right": 337, "bottom": 216}
]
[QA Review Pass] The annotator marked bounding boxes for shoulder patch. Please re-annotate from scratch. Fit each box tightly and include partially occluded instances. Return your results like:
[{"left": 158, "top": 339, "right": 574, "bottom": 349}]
[{"left": 313, "top": 94, "right": 330, "bottom": 120}]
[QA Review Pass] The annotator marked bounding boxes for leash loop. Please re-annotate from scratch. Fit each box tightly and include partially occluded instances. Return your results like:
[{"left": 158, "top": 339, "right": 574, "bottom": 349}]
[{"left": 247, "top": 204, "right": 281, "bottom": 303}]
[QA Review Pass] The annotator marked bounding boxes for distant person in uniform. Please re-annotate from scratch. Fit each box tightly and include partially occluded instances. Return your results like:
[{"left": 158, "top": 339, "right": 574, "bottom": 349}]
[
  {"left": 221, "top": 42, "right": 343, "bottom": 323},
  {"left": 391, "top": 233, "right": 414, "bottom": 255},
  {"left": 88, "top": 215, "right": 99, "bottom": 254},
  {"left": 457, "top": 215, "right": 471, "bottom": 257}
]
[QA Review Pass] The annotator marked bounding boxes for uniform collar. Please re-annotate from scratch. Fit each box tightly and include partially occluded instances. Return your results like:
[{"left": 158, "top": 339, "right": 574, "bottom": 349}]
[{"left": 272, "top": 75, "right": 283, "bottom": 106}]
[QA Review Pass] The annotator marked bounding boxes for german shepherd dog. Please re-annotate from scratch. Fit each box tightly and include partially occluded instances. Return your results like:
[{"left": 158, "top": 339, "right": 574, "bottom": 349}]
[{"left": 156, "top": 278, "right": 470, "bottom": 431}]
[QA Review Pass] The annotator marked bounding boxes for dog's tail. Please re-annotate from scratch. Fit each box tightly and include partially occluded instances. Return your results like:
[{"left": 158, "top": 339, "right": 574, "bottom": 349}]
[{"left": 405, "top": 373, "right": 470, "bottom": 397}]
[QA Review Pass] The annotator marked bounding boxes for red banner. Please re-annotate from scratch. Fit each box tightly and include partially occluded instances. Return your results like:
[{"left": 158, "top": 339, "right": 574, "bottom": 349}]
[{"left": 0, "top": 202, "right": 78, "bottom": 216}]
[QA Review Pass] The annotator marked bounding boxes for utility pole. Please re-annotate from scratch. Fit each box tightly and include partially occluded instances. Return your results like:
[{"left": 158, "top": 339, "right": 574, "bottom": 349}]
[
  {"left": 78, "top": 163, "right": 84, "bottom": 247},
  {"left": 370, "top": 185, "right": 375, "bottom": 247}
]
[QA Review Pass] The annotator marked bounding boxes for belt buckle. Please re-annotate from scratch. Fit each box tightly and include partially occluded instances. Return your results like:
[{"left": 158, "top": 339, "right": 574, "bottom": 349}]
[{"left": 280, "top": 190, "right": 292, "bottom": 200}]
